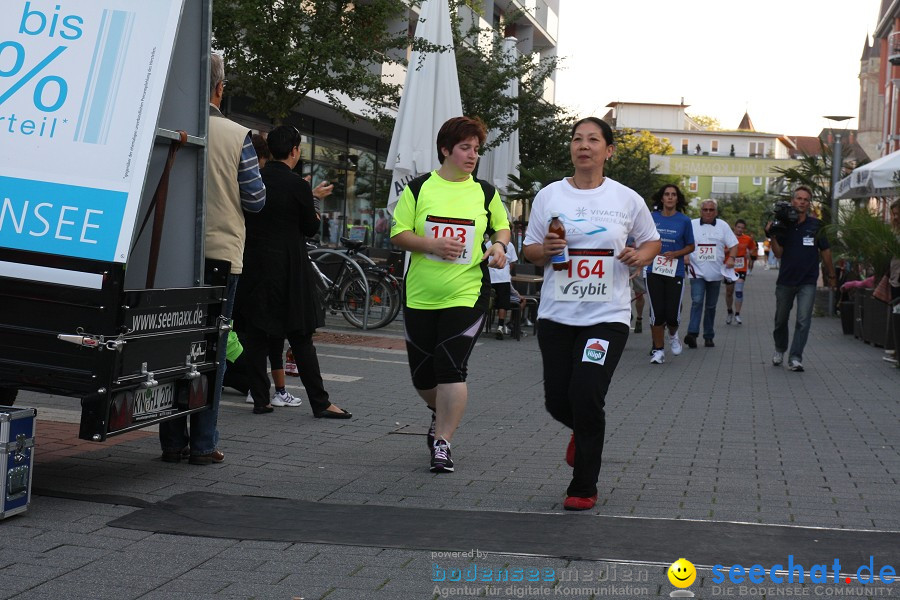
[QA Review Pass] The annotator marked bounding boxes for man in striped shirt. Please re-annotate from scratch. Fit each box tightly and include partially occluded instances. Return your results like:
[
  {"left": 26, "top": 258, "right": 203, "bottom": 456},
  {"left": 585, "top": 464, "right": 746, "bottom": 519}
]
[{"left": 159, "top": 52, "right": 265, "bottom": 466}]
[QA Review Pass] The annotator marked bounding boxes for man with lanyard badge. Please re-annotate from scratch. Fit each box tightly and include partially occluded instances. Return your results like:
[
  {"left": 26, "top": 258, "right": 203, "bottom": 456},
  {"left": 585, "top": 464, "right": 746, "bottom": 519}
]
[{"left": 765, "top": 186, "right": 837, "bottom": 372}]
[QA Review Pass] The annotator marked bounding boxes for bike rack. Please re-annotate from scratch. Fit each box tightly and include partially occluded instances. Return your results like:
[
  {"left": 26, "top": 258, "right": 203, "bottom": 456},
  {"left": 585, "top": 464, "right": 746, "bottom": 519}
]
[{"left": 308, "top": 249, "right": 372, "bottom": 330}]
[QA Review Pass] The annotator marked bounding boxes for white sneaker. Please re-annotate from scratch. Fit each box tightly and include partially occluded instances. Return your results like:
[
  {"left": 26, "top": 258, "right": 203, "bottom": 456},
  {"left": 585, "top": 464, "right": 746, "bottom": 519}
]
[
  {"left": 734, "top": 315, "right": 742, "bottom": 325},
  {"left": 725, "top": 312, "right": 733, "bottom": 324},
  {"left": 669, "top": 334, "right": 683, "bottom": 356},
  {"left": 650, "top": 349, "right": 665, "bottom": 364},
  {"left": 271, "top": 390, "right": 302, "bottom": 407},
  {"left": 772, "top": 352, "right": 784, "bottom": 366},
  {"left": 245, "top": 392, "right": 254, "bottom": 404},
  {"left": 788, "top": 358, "right": 804, "bottom": 372}
]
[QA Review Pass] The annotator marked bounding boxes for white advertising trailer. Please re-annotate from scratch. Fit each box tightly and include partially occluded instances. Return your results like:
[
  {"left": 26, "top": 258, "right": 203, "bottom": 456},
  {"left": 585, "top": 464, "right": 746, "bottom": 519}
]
[{"left": 0, "top": 0, "right": 225, "bottom": 442}]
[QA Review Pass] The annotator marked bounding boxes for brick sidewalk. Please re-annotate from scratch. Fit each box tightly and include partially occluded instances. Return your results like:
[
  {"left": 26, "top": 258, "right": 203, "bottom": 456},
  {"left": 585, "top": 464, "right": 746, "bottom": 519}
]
[{"left": 3, "top": 267, "right": 898, "bottom": 599}]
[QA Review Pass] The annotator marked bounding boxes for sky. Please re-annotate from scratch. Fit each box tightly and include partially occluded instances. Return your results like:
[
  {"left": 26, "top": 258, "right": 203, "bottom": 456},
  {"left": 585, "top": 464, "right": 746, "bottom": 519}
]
[{"left": 555, "top": 0, "right": 882, "bottom": 137}]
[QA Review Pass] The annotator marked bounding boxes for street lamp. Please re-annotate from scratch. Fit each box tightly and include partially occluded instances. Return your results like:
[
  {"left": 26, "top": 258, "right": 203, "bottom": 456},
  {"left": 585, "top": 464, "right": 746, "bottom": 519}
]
[{"left": 823, "top": 115, "right": 853, "bottom": 316}]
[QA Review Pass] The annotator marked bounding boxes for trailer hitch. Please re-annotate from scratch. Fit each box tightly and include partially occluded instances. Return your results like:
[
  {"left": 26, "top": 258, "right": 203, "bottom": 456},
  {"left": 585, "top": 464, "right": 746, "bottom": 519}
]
[{"left": 57, "top": 329, "right": 126, "bottom": 352}]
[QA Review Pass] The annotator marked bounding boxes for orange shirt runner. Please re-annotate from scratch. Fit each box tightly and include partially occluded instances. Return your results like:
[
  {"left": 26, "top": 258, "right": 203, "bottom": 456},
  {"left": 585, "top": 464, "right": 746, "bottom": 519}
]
[{"left": 732, "top": 234, "right": 755, "bottom": 273}]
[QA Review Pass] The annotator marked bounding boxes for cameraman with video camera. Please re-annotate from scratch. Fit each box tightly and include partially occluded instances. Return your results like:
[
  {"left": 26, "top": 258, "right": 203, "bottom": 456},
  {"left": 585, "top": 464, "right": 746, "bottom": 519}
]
[{"left": 765, "top": 186, "right": 837, "bottom": 372}]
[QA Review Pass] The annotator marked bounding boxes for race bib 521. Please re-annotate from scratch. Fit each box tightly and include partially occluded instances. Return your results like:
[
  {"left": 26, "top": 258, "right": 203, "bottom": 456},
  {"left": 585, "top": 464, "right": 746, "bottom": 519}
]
[{"left": 651, "top": 255, "right": 677, "bottom": 277}]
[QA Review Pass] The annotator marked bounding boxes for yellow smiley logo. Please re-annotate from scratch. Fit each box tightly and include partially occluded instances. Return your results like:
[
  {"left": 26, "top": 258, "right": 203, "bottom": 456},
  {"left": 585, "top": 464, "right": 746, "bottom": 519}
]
[{"left": 667, "top": 558, "right": 696, "bottom": 588}]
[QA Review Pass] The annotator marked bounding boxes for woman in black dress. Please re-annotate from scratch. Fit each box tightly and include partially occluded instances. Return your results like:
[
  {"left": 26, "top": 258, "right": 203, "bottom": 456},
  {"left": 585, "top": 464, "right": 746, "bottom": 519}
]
[{"left": 234, "top": 125, "right": 351, "bottom": 418}]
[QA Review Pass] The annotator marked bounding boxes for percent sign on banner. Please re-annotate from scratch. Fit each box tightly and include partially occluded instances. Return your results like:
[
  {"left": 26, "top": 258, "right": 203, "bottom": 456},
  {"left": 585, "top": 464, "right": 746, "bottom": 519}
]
[
  {"left": 0, "top": 1, "right": 183, "bottom": 267},
  {"left": 0, "top": 42, "right": 68, "bottom": 113}
]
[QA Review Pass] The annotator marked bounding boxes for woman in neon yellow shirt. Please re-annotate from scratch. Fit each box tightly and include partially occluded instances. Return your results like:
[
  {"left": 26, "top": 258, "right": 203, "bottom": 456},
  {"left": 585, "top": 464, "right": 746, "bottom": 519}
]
[{"left": 390, "top": 116, "right": 510, "bottom": 473}]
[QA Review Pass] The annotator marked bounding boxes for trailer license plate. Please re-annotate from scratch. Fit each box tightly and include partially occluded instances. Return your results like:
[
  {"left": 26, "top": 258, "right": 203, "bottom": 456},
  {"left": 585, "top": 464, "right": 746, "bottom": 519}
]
[{"left": 132, "top": 382, "right": 177, "bottom": 421}]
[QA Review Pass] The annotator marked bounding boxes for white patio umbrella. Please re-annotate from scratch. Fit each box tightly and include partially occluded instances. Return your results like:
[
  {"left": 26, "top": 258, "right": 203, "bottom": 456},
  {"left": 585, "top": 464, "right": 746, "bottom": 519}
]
[
  {"left": 478, "top": 37, "right": 520, "bottom": 201},
  {"left": 836, "top": 148, "right": 900, "bottom": 199},
  {"left": 385, "top": 0, "right": 462, "bottom": 214}
]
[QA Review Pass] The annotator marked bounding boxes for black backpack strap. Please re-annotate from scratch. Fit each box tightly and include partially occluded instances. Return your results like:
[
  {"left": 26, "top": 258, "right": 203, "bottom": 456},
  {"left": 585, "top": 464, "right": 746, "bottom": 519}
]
[
  {"left": 407, "top": 173, "right": 431, "bottom": 204},
  {"left": 477, "top": 178, "right": 497, "bottom": 238}
]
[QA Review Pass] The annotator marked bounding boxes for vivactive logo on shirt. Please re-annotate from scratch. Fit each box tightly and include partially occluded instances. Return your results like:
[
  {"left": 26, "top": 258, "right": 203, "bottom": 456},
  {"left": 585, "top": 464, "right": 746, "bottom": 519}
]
[{"left": 582, "top": 339, "right": 608, "bottom": 364}]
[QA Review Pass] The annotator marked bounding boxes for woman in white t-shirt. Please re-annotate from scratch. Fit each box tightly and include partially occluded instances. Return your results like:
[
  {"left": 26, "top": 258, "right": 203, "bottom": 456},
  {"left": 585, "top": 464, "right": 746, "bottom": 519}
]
[{"left": 523, "top": 117, "right": 660, "bottom": 511}]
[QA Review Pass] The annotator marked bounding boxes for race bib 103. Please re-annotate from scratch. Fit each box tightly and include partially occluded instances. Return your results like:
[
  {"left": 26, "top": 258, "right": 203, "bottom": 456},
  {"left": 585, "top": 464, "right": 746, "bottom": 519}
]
[{"left": 424, "top": 215, "right": 476, "bottom": 265}]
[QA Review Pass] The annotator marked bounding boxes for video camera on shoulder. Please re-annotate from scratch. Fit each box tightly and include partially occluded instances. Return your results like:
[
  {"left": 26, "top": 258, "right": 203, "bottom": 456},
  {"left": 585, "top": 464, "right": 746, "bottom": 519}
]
[{"left": 766, "top": 201, "right": 799, "bottom": 241}]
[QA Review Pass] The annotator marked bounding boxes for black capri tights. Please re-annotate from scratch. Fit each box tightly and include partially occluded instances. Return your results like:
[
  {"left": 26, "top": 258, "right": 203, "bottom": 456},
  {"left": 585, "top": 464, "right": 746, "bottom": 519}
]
[
  {"left": 646, "top": 272, "right": 685, "bottom": 329},
  {"left": 403, "top": 306, "right": 485, "bottom": 390}
]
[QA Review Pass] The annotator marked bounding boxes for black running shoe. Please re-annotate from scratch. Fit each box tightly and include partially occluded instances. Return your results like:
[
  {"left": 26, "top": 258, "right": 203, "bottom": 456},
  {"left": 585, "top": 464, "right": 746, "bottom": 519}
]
[{"left": 430, "top": 440, "right": 454, "bottom": 473}]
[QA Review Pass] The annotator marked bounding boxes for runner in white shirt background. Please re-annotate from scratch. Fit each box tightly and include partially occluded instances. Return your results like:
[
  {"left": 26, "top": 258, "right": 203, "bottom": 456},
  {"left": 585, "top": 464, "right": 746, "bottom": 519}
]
[
  {"left": 683, "top": 199, "right": 737, "bottom": 348},
  {"left": 489, "top": 241, "right": 519, "bottom": 339}
]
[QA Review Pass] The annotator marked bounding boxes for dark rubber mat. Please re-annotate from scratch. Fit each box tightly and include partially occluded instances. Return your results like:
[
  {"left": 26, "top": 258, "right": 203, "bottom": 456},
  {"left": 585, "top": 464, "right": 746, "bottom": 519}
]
[
  {"left": 35, "top": 487, "right": 153, "bottom": 509},
  {"left": 108, "top": 491, "right": 900, "bottom": 566}
]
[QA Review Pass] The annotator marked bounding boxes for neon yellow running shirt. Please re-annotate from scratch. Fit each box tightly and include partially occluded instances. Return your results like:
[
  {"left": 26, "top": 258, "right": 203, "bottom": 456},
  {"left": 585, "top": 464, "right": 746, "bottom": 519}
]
[{"left": 391, "top": 172, "right": 509, "bottom": 310}]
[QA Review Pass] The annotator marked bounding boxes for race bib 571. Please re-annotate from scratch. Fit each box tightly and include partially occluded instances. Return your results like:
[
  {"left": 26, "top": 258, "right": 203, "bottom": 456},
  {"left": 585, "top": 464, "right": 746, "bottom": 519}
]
[{"left": 696, "top": 244, "right": 717, "bottom": 262}]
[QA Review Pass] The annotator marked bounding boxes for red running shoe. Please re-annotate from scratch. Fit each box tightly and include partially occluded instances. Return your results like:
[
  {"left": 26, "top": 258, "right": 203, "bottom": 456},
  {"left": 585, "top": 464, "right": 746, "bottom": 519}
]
[
  {"left": 564, "top": 494, "right": 597, "bottom": 511},
  {"left": 565, "top": 433, "right": 575, "bottom": 467},
  {"left": 285, "top": 349, "right": 299, "bottom": 376}
]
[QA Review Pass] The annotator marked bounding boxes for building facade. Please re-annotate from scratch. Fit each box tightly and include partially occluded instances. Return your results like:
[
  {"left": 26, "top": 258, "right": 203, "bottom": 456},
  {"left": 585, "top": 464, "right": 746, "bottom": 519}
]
[
  {"left": 858, "top": 34, "right": 884, "bottom": 161},
  {"left": 604, "top": 102, "right": 798, "bottom": 201},
  {"left": 874, "top": 0, "right": 900, "bottom": 156}
]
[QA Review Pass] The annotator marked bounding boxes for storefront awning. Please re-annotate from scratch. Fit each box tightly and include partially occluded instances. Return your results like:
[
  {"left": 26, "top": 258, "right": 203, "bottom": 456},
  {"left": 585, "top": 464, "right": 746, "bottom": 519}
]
[{"left": 836, "top": 149, "right": 900, "bottom": 199}]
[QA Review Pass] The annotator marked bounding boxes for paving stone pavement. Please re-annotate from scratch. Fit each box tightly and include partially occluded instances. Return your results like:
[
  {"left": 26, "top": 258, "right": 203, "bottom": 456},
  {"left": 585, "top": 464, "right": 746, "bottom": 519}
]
[{"left": 1, "top": 267, "right": 898, "bottom": 599}]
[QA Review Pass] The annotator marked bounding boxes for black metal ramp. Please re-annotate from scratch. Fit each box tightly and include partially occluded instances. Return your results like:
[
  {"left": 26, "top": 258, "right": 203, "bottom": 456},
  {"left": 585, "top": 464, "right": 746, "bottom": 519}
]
[{"left": 109, "top": 491, "right": 900, "bottom": 567}]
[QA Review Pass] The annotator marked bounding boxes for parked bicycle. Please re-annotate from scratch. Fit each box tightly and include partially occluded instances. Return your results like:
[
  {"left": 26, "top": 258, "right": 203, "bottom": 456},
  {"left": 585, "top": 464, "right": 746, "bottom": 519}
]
[{"left": 308, "top": 237, "right": 402, "bottom": 330}]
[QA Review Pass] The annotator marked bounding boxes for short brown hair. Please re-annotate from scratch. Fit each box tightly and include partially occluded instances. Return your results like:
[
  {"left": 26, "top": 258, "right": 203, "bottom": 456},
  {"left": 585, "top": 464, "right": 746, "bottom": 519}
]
[
  {"left": 436, "top": 116, "right": 487, "bottom": 164},
  {"left": 793, "top": 185, "right": 813, "bottom": 199}
]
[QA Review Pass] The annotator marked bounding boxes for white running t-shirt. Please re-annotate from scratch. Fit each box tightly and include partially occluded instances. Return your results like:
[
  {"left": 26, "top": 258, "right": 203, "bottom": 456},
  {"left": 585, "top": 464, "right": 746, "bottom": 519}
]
[
  {"left": 523, "top": 178, "right": 659, "bottom": 327},
  {"left": 688, "top": 218, "right": 738, "bottom": 281},
  {"left": 489, "top": 243, "right": 517, "bottom": 284}
]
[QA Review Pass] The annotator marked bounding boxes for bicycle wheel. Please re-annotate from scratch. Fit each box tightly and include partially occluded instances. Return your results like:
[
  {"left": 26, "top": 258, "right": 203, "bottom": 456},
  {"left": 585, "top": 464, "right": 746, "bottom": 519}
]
[
  {"left": 338, "top": 272, "right": 401, "bottom": 329},
  {"left": 309, "top": 259, "right": 338, "bottom": 314}
]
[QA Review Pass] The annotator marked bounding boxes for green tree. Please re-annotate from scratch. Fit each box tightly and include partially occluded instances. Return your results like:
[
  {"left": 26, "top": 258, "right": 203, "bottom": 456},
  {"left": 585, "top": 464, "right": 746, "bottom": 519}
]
[
  {"left": 506, "top": 115, "right": 573, "bottom": 222},
  {"left": 688, "top": 114, "right": 721, "bottom": 130},
  {"left": 446, "top": 0, "right": 564, "bottom": 154},
  {"left": 604, "top": 129, "right": 679, "bottom": 201},
  {"left": 825, "top": 207, "right": 900, "bottom": 278},
  {"left": 212, "top": 0, "right": 441, "bottom": 123},
  {"left": 713, "top": 191, "right": 777, "bottom": 241},
  {"left": 518, "top": 114, "right": 573, "bottom": 182}
]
